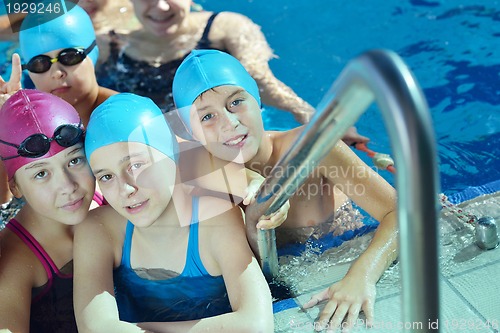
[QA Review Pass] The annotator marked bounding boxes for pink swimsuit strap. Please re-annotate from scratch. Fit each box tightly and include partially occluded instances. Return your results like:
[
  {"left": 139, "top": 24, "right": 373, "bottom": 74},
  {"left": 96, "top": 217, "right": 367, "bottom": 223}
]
[{"left": 6, "top": 219, "right": 71, "bottom": 302}]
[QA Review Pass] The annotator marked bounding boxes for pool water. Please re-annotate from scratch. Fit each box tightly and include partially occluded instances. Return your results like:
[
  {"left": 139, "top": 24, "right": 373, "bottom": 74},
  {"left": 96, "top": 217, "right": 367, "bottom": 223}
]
[{"left": 1, "top": 0, "right": 499, "bottom": 330}]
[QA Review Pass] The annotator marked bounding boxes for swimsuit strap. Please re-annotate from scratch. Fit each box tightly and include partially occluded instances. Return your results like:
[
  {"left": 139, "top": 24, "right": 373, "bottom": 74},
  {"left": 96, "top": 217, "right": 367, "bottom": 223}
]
[
  {"left": 121, "top": 220, "right": 134, "bottom": 268},
  {"left": 196, "top": 12, "right": 220, "bottom": 50},
  {"left": 122, "top": 196, "right": 208, "bottom": 276},
  {"left": 182, "top": 196, "right": 209, "bottom": 276},
  {"left": 6, "top": 219, "right": 59, "bottom": 302},
  {"left": 92, "top": 191, "right": 107, "bottom": 206}
]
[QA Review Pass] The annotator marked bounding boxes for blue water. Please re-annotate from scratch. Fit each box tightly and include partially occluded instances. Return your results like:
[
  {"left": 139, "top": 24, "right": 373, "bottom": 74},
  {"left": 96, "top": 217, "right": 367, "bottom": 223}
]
[{"left": 1, "top": 0, "right": 499, "bottom": 196}]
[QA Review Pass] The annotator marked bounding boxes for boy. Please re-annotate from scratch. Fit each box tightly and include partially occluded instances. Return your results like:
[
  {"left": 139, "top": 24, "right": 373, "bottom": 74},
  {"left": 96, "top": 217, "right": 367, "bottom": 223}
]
[{"left": 172, "top": 49, "right": 398, "bottom": 331}]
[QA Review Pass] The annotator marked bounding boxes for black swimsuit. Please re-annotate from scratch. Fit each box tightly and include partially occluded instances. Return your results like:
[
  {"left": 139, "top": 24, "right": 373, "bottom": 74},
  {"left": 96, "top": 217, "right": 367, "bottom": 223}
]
[{"left": 96, "top": 13, "right": 226, "bottom": 113}]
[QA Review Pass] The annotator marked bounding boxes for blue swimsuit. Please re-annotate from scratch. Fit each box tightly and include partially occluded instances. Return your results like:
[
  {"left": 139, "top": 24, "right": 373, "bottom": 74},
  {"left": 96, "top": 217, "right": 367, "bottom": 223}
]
[{"left": 113, "top": 197, "right": 232, "bottom": 322}]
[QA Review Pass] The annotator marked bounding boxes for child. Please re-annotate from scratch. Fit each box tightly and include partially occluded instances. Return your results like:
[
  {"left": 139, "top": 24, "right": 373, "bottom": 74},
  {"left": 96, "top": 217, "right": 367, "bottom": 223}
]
[
  {"left": 0, "top": 89, "right": 96, "bottom": 333},
  {"left": 73, "top": 93, "right": 273, "bottom": 332},
  {"left": 172, "top": 49, "right": 399, "bottom": 331},
  {"left": 18, "top": 4, "right": 117, "bottom": 126}
]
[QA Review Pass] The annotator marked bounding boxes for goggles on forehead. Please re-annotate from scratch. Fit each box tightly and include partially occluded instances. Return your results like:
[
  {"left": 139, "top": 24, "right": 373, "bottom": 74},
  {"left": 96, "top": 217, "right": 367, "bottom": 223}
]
[
  {"left": 0, "top": 121, "right": 84, "bottom": 161},
  {"left": 22, "top": 40, "right": 97, "bottom": 74}
]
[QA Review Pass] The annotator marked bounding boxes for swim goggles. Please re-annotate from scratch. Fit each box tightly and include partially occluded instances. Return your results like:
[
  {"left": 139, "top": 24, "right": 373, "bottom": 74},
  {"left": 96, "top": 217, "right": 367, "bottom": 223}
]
[
  {"left": 0, "top": 121, "right": 84, "bottom": 161},
  {"left": 22, "top": 40, "right": 97, "bottom": 74}
]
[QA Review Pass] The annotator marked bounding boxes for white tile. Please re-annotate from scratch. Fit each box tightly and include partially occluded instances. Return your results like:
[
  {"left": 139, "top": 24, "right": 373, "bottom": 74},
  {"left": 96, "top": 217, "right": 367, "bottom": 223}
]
[
  {"left": 274, "top": 306, "right": 316, "bottom": 333},
  {"left": 274, "top": 279, "right": 495, "bottom": 333},
  {"left": 448, "top": 264, "right": 500, "bottom": 325}
]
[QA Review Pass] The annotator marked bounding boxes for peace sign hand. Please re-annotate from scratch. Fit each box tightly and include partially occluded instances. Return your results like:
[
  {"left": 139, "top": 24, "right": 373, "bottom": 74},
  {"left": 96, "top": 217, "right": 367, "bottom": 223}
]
[{"left": 0, "top": 53, "right": 23, "bottom": 106}]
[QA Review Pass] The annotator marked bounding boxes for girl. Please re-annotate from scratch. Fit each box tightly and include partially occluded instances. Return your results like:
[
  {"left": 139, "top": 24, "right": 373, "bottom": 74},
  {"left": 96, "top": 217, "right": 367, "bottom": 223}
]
[
  {"left": 0, "top": 5, "right": 116, "bottom": 220},
  {"left": 0, "top": 89, "right": 96, "bottom": 332},
  {"left": 73, "top": 93, "right": 273, "bottom": 332}
]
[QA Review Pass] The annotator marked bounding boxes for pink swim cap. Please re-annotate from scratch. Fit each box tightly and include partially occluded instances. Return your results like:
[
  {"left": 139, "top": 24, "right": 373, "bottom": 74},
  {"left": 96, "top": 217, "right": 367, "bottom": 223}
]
[{"left": 0, "top": 90, "right": 82, "bottom": 179}]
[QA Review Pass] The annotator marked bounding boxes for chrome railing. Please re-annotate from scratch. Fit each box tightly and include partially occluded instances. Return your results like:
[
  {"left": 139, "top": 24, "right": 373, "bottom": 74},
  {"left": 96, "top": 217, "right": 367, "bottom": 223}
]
[{"left": 245, "top": 49, "right": 440, "bottom": 331}]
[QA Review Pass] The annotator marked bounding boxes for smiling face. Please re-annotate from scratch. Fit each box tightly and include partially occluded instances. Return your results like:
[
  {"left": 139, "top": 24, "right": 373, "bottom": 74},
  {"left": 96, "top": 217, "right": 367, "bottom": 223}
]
[
  {"left": 28, "top": 49, "right": 98, "bottom": 108},
  {"left": 189, "top": 85, "right": 264, "bottom": 164},
  {"left": 131, "top": 0, "right": 191, "bottom": 36},
  {"left": 11, "top": 144, "right": 95, "bottom": 225},
  {"left": 90, "top": 141, "right": 176, "bottom": 228}
]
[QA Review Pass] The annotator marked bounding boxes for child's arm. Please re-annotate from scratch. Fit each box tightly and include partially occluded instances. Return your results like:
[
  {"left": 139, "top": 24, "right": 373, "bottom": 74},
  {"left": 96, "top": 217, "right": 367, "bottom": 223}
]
[
  {"left": 73, "top": 207, "right": 150, "bottom": 333},
  {"left": 302, "top": 139, "right": 398, "bottom": 330},
  {"left": 0, "top": 239, "right": 35, "bottom": 333},
  {"left": 0, "top": 55, "right": 22, "bottom": 203}
]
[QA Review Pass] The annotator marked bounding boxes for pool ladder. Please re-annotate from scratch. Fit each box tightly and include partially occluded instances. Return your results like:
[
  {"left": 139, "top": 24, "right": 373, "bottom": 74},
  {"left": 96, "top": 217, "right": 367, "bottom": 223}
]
[{"left": 245, "top": 49, "right": 441, "bottom": 331}]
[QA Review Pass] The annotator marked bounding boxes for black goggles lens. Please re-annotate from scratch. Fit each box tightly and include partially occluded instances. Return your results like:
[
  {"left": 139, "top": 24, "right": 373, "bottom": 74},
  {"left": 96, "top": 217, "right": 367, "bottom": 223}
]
[
  {"left": 0, "top": 122, "right": 84, "bottom": 161},
  {"left": 22, "top": 40, "right": 97, "bottom": 74}
]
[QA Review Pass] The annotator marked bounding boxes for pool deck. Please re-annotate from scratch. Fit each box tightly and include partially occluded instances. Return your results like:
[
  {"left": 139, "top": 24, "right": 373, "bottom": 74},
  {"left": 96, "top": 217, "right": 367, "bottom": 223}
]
[{"left": 273, "top": 192, "right": 500, "bottom": 332}]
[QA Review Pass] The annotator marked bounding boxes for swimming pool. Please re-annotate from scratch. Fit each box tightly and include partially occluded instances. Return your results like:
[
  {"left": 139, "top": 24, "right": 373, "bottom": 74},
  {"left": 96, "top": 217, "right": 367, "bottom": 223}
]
[{"left": 1, "top": 0, "right": 499, "bottom": 331}]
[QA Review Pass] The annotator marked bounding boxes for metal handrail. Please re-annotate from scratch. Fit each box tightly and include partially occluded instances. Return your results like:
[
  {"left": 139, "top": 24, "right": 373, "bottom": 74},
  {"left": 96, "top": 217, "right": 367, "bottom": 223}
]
[{"left": 245, "top": 49, "right": 440, "bottom": 331}]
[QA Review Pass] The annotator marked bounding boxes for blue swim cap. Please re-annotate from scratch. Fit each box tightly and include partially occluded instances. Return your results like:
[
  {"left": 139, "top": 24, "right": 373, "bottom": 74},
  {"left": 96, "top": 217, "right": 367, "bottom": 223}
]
[
  {"left": 85, "top": 93, "right": 178, "bottom": 163},
  {"left": 172, "top": 50, "right": 261, "bottom": 132},
  {"left": 20, "top": 5, "right": 98, "bottom": 65}
]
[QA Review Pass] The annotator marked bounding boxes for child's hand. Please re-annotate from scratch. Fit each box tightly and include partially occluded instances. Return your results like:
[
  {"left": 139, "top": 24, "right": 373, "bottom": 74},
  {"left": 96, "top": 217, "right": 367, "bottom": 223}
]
[
  {"left": 242, "top": 175, "right": 290, "bottom": 229},
  {"left": 241, "top": 174, "right": 262, "bottom": 206},
  {"left": 302, "top": 274, "right": 376, "bottom": 332},
  {"left": 256, "top": 199, "right": 290, "bottom": 230},
  {"left": 0, "top": 53, "right": 22, "bottom": 106}
]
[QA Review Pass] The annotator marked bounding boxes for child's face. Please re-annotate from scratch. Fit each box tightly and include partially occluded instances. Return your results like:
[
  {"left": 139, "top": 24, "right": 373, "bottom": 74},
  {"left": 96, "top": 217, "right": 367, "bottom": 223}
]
[
  {"left": 190, "top": 85, "right": 264, "bottom": 164},
  {"left": 28, "top": 47, "right": 98, "bottom": 107},
  {"left": 90, "top": 141, "right": 176, "bottom": 227},
  {"left": 132, "top": 0, "right": 191, "bottom": 36},
  {"left": 12, "top": 144, "right": 95, "bottom": 225}
]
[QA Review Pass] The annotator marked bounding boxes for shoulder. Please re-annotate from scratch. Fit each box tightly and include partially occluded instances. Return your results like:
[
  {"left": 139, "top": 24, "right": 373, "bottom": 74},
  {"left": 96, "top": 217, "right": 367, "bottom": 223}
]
[
  {"left": 0, "top": 237, "right": 34, "bottom": 330},
  {"left": 215, "top": 11, "right": 256, "bottom": 25},
  {"left": 0, "top": 227, "right": 41, "bottom": 294},
  {"left": 210, "top": 11, "right": 263, "bottom": 37},
  {"left": 75, "top": 205, "right": 126, "bottom": 243},
  {"left": 74, "top": 205, "right": 127, "bottom": 266},
  {"left": 97, "top": 86, "right": 119, "bottom": 103},
  {"left": 196, "top": 196, "right": 251, "bottom": 271},
  {"left": 268, "top": 126, "right": 305, "bottom": 155},
  {"left": 197, "top": 196, "right": 244, "bottom": 228}
]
